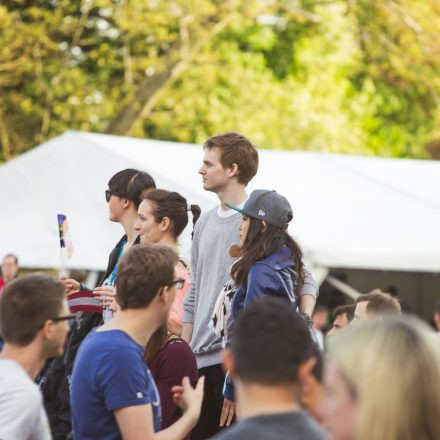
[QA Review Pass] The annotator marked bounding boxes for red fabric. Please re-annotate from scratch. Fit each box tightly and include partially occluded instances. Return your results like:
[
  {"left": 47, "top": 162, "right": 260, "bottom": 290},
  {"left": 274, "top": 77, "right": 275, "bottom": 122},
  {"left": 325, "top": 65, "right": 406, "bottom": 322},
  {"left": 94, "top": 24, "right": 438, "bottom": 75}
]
[
  {"left": 67, "top": 290, "right": 102, "bottom": 313},
  {"left": 0, "top": 278, "right": 5, "bottom": 296}
]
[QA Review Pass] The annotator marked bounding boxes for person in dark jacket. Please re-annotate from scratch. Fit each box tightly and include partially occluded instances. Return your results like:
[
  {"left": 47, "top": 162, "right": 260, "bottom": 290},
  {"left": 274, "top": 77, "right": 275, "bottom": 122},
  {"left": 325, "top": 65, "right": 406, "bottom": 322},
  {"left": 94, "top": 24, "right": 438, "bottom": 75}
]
[
  {"left": 220, "top": 189, "right": 317, "bottom": 425},
  {"left": 38, "top": 168, "right": 155, "bottom": 440}
]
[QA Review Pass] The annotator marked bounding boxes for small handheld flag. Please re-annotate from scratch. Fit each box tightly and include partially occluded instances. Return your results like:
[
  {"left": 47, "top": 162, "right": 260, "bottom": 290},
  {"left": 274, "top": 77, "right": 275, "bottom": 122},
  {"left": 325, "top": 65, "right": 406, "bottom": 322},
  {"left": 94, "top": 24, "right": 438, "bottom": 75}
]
[{"left": 57, "top": 214, "right": 74, "bottom": 276}]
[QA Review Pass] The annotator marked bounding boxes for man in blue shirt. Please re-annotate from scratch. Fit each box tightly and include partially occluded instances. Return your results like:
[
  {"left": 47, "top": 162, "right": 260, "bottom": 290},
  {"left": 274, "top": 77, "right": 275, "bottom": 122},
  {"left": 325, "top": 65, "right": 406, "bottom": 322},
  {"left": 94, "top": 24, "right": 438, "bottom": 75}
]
[{"left": 71, "top": 244, "right": 204, "bottom": 440}]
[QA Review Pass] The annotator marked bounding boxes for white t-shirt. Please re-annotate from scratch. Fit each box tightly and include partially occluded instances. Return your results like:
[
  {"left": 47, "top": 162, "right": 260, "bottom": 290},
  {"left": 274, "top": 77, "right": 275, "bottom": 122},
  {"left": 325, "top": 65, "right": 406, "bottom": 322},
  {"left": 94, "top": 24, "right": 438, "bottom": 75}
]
[
  {"left": 217, "top": 199, "right": 247, "bottom": 218},
  {"left": 0, "top": 359, "right": 52, "bottom": 440}
]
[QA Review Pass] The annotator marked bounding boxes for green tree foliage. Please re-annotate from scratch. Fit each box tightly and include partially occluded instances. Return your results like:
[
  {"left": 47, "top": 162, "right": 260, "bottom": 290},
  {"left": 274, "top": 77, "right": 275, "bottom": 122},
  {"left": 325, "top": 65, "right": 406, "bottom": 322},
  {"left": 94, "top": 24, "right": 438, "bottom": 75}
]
[{"left": 0, "top": 0, "right": 439, "bottom": 162}]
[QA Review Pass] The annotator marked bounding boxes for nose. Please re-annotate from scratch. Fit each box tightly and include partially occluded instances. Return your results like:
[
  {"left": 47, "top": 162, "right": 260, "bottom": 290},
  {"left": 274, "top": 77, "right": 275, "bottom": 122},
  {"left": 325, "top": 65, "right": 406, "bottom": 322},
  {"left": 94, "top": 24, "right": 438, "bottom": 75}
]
[
  {"left": 198, "top": 166, "right": 205, "bottom": 175},
  {"left": 134, "top": 220, "right": 140, "bottom": 231}
]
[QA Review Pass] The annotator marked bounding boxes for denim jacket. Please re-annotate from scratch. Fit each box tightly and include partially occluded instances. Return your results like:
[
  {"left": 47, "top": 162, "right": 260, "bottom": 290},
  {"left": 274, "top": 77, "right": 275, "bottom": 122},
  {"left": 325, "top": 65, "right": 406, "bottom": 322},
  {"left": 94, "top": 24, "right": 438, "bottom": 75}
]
[
  {"left": 231, "top": 245, "right": 298, "bottom": 321},
  {"left": 224, "top": 245, "right": 299, "bottom": 400}
]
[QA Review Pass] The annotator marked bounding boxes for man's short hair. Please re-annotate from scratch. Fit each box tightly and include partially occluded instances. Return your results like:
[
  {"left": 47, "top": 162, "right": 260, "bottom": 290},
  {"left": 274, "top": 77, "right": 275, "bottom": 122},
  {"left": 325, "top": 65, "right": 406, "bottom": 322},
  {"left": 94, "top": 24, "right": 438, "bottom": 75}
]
[
  {"left": 115, "top": 244, "right": 178, "bottom": 310},
  {"left": 2, "top": 253, "right": 18, "bottom": 265},
  {"left": 231, "top": 297, "right": 315, "bottom": 385},
  {"left": 333, "top": 304, "right": 355, "bottom": 322},
  {"left": 204, "top": 132, "right": 259, "bottom": 186},
  {"left": 357, "top": 290, "right": 401, "bottom": 317},
  {"left": 0, "top": 274, "right": 65, "bottom": 346}
]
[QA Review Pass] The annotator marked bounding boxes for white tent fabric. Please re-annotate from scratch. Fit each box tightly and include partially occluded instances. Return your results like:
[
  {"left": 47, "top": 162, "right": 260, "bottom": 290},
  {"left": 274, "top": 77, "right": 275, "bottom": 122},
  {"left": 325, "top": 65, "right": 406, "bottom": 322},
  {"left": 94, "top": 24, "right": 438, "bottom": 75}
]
[{"left": 0, "top": 130, "right": 439, "bottom": 273}]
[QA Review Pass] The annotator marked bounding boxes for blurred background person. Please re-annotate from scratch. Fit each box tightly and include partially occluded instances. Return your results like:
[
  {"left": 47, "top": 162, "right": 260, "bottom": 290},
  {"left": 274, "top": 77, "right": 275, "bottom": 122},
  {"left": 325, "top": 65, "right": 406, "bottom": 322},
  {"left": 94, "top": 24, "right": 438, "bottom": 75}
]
[
  {"left": 433, "top": 299, "right": 440, "bottom": 332},
  {"left": 351, "top": 289, "right": 401, "bottom": 325},
  {"left": 0, "top": 253, "right": 19, "bottom": 295},
  {"left": 327, "top": 304, "right": 355, "bottom": 337},
  {"left": 322, "top": 316, "right": 440, "bottom": 440},
  {"left": 310, "top": 306, "right": 328, "bottom": 350}
]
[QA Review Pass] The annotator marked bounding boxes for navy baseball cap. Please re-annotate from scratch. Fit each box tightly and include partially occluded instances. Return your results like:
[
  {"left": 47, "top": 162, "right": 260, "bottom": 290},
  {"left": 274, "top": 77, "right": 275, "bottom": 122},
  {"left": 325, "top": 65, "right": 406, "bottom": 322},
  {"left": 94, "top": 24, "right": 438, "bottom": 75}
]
[{"left": 225, "top": 190, "right": 293, "bottom": 228}]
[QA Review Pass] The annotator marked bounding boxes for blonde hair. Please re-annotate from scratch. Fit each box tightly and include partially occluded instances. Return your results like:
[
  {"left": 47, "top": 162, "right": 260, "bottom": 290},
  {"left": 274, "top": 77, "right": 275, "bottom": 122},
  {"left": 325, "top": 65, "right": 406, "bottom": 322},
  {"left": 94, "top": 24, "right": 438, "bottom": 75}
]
[{"left": 329, "top": 316, "right": 440, "bottom": 440}]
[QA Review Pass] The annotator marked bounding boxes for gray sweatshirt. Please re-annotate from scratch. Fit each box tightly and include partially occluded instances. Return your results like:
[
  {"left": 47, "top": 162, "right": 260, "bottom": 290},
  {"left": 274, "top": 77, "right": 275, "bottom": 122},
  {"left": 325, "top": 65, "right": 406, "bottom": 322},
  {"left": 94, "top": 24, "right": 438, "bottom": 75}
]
[
  {"left": 183, "top": 206, "right": 318, "bottom": 369},
  {"left": 183, "top": 207, "right": 240, "bottom": 368}
]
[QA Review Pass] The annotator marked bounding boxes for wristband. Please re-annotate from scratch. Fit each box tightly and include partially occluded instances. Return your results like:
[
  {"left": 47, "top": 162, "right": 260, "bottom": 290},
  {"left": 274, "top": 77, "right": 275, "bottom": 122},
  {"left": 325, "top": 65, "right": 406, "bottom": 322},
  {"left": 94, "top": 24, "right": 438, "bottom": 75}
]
[{"left": 300, "top": 312, "right": 313, "bottom": 329}]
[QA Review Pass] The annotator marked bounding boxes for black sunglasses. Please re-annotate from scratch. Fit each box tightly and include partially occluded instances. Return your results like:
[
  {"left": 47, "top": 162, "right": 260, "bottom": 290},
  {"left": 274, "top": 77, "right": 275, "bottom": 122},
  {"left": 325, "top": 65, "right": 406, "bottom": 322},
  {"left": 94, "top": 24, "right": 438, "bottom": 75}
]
[
  {"left": 166, "top": 278, "right": 185, "bottom": 290},
  {"left": 105, "top": 189, "right": 118, "bottom": 202}
]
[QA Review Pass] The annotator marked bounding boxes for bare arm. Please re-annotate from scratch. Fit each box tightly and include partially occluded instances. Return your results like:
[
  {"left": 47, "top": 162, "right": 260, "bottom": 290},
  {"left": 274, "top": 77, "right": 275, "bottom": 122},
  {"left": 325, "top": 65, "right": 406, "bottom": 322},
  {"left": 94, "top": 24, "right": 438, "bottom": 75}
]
[
  {"left": 181, "top": 323, "right": 193, "bottom": 344},
  {"left": 299, "top": 293, "right": 316, "bottom": 317}
]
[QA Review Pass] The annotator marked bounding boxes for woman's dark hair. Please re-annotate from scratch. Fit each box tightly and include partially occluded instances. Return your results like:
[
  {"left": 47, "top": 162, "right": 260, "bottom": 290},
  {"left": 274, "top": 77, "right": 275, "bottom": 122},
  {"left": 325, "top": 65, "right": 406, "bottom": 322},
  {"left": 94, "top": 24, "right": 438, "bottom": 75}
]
[
  {"left": 108, "top": 169, "right": 156, "bottom": 209},
  {"left": 140, "top": 188, "right": 201, "bottom": 239},
  {"left": 231, "top": 217, "right": 304, "bottom": 289},
  {"left": 145, "top": 325, "right": 169, "bottom": 365}
]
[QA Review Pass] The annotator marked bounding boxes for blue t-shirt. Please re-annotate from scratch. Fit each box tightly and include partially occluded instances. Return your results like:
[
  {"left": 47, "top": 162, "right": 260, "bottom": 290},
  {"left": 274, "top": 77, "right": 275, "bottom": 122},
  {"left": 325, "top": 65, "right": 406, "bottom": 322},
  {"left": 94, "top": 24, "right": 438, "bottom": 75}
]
[{"left": 71, "top": 329, "right": 161, "bottom": 440}]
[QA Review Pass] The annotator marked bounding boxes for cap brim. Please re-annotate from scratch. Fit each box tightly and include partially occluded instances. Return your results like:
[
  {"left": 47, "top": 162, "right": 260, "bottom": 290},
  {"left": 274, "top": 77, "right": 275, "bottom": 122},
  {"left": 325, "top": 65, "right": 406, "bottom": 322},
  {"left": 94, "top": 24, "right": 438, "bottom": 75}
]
[{"left": 224, "top": 202, "right": 244, "bottom": 214}]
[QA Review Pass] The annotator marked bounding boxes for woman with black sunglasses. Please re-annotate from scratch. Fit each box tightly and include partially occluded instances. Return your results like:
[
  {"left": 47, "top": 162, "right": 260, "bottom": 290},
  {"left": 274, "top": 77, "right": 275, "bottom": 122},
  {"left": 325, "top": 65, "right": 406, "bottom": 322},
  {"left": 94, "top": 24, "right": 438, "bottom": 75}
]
[{"left": 40, "top": 168, "right": 155, "bottom": 439}]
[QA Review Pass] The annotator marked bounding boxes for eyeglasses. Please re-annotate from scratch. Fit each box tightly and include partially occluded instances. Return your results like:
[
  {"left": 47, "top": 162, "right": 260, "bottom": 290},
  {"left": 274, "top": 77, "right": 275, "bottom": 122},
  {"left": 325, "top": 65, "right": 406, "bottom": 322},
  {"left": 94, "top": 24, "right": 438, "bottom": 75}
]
[
  {"left": 51, "top": 314, "right": 79, "bottom": 328},
  {"left": 105, "top": 189, "right": 121, "bottom": 202},
  {"left": 166, "top": 278, "right": 185, "bottom": 290}
]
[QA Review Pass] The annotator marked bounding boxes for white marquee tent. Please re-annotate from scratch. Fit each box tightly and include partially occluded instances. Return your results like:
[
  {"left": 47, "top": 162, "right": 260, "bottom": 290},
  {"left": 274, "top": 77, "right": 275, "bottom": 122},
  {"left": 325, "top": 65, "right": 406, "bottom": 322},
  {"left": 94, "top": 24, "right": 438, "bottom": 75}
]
[{"left": 1, "top": 131, "right": 439, "bottom": 285}]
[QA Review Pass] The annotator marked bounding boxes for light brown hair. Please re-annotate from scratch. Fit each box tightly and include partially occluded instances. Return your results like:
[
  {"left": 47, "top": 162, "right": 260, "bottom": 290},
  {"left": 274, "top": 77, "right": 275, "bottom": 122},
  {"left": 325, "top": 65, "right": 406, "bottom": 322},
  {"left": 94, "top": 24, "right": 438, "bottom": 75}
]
[
  {"left": 357, "top": 290, "right": 401, "bottom": 317},
  {"left": 115, "top": 244, "right": 178, "bottom": 310},
  {"left": 204, "top": 132, "right": 259, "bottom": 185}
]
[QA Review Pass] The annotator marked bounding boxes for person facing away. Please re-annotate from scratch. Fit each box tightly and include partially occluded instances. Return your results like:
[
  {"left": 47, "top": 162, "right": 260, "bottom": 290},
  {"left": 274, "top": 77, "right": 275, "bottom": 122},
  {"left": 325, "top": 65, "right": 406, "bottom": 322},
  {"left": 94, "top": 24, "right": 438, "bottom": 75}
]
[
  {"left": 0, "top": 274, "right": 72, "bottom": 440},
  {"left": 39, "top": 168, "right": 156, "bottom": 439},
  {"left": 70, "top": 244, "right": 204, "bottom": 440},
  {"left": 210, "top": 297, "right": 325, "bottom": 440},
  {"left": 135, "top": 188, "right": 201, "bottom": 336}
]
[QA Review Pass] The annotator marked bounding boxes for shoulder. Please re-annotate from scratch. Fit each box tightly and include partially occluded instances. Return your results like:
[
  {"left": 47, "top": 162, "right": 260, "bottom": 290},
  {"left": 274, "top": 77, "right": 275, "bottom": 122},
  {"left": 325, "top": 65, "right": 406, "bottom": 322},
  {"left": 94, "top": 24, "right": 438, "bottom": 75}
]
[{"left": 0, "top": 373, "right": 42, "bottom": 414}]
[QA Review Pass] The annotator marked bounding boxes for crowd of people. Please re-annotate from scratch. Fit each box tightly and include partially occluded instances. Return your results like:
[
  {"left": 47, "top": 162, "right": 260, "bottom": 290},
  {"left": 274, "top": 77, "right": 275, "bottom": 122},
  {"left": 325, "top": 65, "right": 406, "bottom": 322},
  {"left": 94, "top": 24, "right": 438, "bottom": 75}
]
[{"left": 0, "top": 131, "right": 440, "bottom": 440}]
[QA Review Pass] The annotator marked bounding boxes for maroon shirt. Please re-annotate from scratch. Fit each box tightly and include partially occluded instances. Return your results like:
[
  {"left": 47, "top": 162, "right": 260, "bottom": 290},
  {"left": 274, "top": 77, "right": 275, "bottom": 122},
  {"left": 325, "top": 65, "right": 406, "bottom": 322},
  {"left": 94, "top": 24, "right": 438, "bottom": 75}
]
[{"left": 149, "top": 338, "right": 198, "bottom": 437}]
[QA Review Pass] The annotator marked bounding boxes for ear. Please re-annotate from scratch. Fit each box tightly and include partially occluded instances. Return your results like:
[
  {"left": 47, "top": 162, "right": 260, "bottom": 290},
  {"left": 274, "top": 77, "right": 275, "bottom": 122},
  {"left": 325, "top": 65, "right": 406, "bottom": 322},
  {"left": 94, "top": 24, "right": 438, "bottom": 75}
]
[
  {"left": 221, "top": 349, "right": 236, "bottom": 379},
  {"left": 41, "top": 320, "right": 56, "bottom": 341},
  {"left": 228, "top": 163, "right": 239, "bottom": 178},
  {"left": 156, "top": 286, "right": 170, "bottom": 305},
  {"left": 297, "top": 356, "right": 317, "bottom": 383},
  {"left": 160, "top": 216, "right": 171, "bottom": 233},
  {"left": 121, "top": 198, "right": 131, "bottom": 209}
]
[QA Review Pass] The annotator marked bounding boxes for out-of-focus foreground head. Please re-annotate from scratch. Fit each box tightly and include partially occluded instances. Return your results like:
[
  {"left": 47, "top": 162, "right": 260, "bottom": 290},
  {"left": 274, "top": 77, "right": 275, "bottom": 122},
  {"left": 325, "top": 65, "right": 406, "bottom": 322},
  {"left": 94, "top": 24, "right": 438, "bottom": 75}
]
[{"left": 322, "top": 316, "right": 440, "bottom": 440}]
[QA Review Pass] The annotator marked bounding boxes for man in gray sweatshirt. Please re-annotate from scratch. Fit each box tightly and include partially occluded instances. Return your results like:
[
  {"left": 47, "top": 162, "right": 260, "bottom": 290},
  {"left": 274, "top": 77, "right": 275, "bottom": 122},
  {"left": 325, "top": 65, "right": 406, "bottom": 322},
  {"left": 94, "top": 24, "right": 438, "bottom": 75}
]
[{"left": 183, "top": 132, "right": 318, "bottom": 439}]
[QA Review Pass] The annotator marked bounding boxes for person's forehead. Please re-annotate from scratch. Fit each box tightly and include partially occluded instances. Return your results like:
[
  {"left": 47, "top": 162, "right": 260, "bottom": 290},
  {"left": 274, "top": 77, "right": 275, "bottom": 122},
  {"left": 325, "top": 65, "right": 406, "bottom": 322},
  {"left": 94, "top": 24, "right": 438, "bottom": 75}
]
[
  {"left": 203, "top": 147, "right": 222, "bottom": 162},
  {"left": 2, "top": 256, "right": 17, "bottom": 265}
]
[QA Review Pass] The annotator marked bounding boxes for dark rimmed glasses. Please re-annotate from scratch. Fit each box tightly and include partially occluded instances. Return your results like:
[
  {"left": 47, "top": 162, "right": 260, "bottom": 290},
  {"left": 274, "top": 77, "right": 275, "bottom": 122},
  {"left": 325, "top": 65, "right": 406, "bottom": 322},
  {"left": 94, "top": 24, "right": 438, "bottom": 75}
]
[
  {"left": 166, "top": 278, "right": 185, "bottom": 290},
  {"left": 51, "top": 314, "right": 79, "bottom": 328}
]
